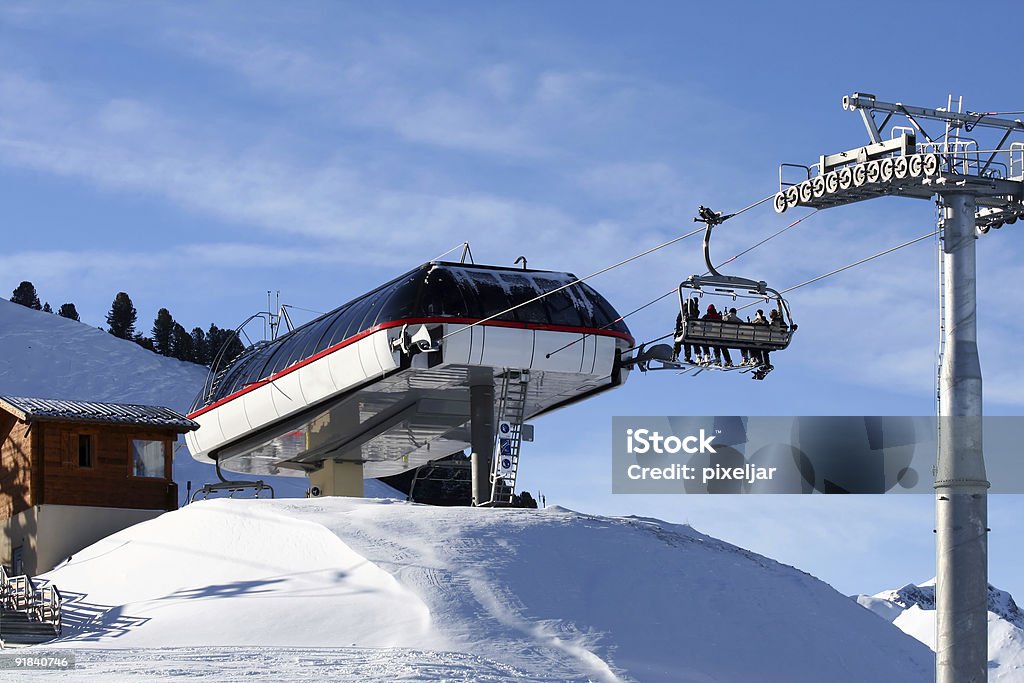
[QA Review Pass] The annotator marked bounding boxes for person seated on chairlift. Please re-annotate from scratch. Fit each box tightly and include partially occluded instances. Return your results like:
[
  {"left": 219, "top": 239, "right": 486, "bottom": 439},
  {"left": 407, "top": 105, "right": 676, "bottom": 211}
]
[
  {"left": 673, "top": 296, "right": 702, "bottom": 363},
  {"left": 769, "top": 308, "right": 787, "bottom": 329},
  {"left": 752, "top": 308, "right": 770, "bottom": 367},
  {"left": 702, "top": 304, "right": 733, "bottom": 367},
  {"left": 723, "top": 307, "right": 749, "bottom": 365}
]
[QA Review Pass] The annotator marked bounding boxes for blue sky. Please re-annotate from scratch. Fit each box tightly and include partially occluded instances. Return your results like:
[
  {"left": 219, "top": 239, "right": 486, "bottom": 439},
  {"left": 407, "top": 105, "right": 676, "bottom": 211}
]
[{"left": 2, "top": 1, "right": 1022, "bottom": 599}]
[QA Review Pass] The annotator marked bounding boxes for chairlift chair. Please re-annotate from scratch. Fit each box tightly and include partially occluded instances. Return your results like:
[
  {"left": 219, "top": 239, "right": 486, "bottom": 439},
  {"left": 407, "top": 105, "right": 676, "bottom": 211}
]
[{"left": 626, "top": 205, "right": 797, "bottom": 380}]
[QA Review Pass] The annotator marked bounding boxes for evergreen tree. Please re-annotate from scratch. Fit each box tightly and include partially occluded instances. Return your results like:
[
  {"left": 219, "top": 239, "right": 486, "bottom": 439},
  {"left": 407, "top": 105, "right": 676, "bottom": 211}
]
[
  {"left": 57, "top": 303, "right": 81, "bottom": 321},
  {"left": 42, "top": 302, "right": 52, "bottom": 313},
  {"left": 190, "top": 327, "right": 209, "bottom": 365},
  {"left": 170, "top": 323, "right": 193, "bottom": 362},
  {"left": 106, "top": 292, "right": 137, "bottom": 339},
  {"left": 151, "top": 308, "right": 175, "bottom": 356},
  {"left": 206, "top": 323, "right": 244, "bottom": 367},
  {"left": 132, "top": 333, "right": 156, "bottom": 352},
  {"left": 10, "top": 281, "right": 41, "bottom": 310}
]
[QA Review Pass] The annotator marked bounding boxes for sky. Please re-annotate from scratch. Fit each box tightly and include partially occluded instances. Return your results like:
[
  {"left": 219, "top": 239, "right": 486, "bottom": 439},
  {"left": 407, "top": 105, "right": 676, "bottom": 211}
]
[{"left": 1, "top": 1, "right": 1022, "bottom": 600}]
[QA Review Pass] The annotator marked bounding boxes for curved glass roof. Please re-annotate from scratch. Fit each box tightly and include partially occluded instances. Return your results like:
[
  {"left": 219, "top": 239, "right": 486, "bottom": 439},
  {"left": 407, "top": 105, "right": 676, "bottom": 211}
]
[{"left": 193, "top": 262, "right": 630, "bottom": 411}]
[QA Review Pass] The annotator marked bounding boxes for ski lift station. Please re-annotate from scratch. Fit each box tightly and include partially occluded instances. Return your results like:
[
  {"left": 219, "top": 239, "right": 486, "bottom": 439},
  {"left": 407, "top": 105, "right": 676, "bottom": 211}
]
[{"left": 186, "top": 260, "right": 633, "bottom": 505}]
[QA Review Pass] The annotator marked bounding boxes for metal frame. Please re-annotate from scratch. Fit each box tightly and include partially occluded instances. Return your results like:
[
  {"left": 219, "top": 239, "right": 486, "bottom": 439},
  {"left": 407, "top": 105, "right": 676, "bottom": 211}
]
[
  {"left": 776, "top": 92, "right": 1024, "bottom": 683},
  {"left": 189, "top": 456, "right": 275, "bottom": 503}
]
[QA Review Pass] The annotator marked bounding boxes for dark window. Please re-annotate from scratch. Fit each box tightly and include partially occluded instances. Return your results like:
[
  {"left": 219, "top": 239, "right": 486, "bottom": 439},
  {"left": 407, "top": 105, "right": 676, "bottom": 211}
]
[
  {"left": 465, "top": 271, "right": 514, "bottom": 320},
  {"left": 292, "top": 313, "right": 343, "bottom": 366},
  {"left": 321, "top": 296, "right": 374, "bottom": 348},
  {"left": 261, "top": 329, "right": 314, "bottom": 377},
  {"left": 373, "top": 275, "right": 422, "bottom": 325},
  {"left": 535, "top": 277, "right": 584, "bottom": 327},
  {"left": 78, "top": 434, "right": 92, "bottom": 467},
  {"left": 223, "top": 343, "right": 277, "bottom": 395},
  {"left": 311, "top": 306, "right": 354, "bottom": 355},
  {"left": 499, "top": 273, "right": 549, "bottom": 324},
  {"left": 421, "top": 268, "right": 479, "bottom": 318},
  {"left": 581, "top": 284, "right": 629, "bottom": 333}
]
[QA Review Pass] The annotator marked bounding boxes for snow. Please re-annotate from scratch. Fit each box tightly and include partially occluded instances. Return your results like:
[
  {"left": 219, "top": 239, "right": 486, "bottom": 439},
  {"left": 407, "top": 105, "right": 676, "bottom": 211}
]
[
  {"left": 0, "top": 299, "right": 208, "bottom": 412},
  {"left": 855, "top": 580, "right": 1024, "bottom": 681},
  {"left": 23, "top": 497, "right": 934, "bottom": 682}
]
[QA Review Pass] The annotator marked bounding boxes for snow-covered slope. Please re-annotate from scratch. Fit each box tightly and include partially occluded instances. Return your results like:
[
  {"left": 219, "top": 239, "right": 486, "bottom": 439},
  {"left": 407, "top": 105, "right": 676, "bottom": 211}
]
[
  {"left": 0, "top": 298, "right": 207, "bottom": 411},
  {"left": 0, "top": 299, "right": 322, "bottom": 501},
  {"left": 856, "top": 580, "right": 1024, "bottom": 681},
  {"left": 36, "top": 497, "right": 933, "bottom": 682}
]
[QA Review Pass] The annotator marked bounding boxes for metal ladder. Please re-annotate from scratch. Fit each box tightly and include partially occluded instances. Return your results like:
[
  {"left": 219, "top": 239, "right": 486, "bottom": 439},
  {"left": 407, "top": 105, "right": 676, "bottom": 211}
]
[{"left": 488, "top": 370, "right": 529, "bottom": 505}]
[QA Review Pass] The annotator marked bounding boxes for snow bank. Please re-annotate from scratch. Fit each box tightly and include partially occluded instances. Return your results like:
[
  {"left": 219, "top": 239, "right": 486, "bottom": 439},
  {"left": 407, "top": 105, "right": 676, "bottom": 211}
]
[{"left": 39, "top": 498, "right": 933, "bottom": 682}]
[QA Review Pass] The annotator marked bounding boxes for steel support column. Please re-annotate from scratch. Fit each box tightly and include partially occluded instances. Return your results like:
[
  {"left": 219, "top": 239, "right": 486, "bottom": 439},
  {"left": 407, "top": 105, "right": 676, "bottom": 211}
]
[
  {"left": 470, "top": 380, "right": 495, "bottom": 506},
  {"left": 935, "top": 191, "right": 989, "bottom": 683}
]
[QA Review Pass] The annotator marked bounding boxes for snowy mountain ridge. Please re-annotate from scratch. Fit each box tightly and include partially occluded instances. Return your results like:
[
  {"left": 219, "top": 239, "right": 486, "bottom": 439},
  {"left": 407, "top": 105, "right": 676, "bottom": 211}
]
[
  {"left": 867, "top": 581, "right": 1024, "bottom": 629},
  {"left": 856, "top": 580, "right": 1024, "bottom": 681}
]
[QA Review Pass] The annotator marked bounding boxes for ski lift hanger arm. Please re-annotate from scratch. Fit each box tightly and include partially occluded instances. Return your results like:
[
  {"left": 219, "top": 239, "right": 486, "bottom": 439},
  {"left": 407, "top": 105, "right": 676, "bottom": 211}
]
[{"left": 845, "top": 93, "right": 1024, "bottom": 133}]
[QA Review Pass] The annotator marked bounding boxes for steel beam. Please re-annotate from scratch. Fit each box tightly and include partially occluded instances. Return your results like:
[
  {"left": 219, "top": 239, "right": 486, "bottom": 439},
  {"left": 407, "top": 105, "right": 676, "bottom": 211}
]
[
  {"left": 845, "top": 92, "right": 1024, "bottom": 133},
  {"left": 469, "top": 380, "right": 495, "bottom": 506},
  {"left": 935, "top": 191, "right": 989, "bottom": 683}
]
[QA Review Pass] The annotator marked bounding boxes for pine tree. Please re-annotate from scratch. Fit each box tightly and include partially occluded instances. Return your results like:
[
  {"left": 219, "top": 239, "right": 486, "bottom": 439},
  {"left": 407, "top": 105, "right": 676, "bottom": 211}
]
[
  {"left": 42, "top": 302, "right": 52, "bottom": 313},
  {"left": 57, "top": 303, "right": 81, "bottom": 321},
  {"left": 170, "top": 323, "right": 193, "bottom": 362},
  {"left": 206, "top": 323, "right": 244, "bottom": 367},
  {"left": 190, "top": 327, "right": 209, "bottom": 365},
  {"left": 106, "top": 292, "right": 137, "bottom": 339},
  {"left": 132, "top": 333, "right": 156, "bottom": 352},
  {"left": 10, "top": 281, "right": 41, "bottom": 310},
  {"left": 151, "top": 308, "right": 175, "bottom": 356}
]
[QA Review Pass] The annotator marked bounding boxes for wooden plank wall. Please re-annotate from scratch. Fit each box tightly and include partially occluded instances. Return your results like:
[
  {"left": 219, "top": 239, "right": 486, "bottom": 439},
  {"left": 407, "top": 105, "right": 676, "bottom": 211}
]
[
  {"left": 38, "top": 422, "right": 177, "bottom": 512},
  {"left": 0, "top": 413, "right": 34, "bottom": 519}
]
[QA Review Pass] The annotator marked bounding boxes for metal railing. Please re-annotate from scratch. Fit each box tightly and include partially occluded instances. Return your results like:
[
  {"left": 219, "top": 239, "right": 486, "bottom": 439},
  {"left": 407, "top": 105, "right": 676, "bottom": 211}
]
[
  {"left": 0, "top": 565, "right": 62, "bottom": 635},
  {"left": 33, "top": 585, "right": 62, "bottom": 636}
]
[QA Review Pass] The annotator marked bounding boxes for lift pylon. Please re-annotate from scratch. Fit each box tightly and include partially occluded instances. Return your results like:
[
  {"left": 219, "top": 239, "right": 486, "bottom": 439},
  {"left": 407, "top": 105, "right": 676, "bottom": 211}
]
[{"left": 777, "top": 92, "right": 1024, "bottom": 683}]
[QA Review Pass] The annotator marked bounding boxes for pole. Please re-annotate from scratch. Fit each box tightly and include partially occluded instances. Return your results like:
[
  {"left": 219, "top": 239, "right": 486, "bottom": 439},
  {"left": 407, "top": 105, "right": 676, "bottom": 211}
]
[
  {"left": 470, "top": 379, "right": 495, "bottom": 506},
  {"left": 935, "top": 191, "right": 989, "bottom": 683}
]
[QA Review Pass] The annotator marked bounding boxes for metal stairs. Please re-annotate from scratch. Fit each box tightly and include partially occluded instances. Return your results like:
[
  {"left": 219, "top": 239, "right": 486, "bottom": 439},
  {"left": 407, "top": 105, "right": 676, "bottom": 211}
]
[
  {"left": 0, "top": 566, "right": 61, "bottom": 647},
  {"left": 488, "top": 370, "right": 529, "bottom": 506}
]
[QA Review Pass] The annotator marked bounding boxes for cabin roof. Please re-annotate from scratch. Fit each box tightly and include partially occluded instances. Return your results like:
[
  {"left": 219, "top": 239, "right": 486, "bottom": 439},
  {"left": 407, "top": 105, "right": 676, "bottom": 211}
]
[
  {"left": 194, "top": 261, "right": 631, "bottom": 412},
  {"left": 0, "top": 395, "right": 199, "bottom": 432}
]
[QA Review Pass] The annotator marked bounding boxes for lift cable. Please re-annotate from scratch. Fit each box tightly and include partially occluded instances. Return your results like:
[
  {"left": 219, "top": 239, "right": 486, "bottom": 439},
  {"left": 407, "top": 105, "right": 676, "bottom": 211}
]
[
  {"left": 437, "top": 193, "right": 781, "bottom": 343},
  {"left": 548, "top": 208, "right": 819, "bottom": 357},
  {"left": 429, "top": 241, "right": 471, "bottom": 262},
  {"left": 736, "top": 229, "right": 940, "bottom": 311},
  {"left": 438, "top": 225, "right": 705, "bottom": 341},
  {"left": 281, "top": 303, "right": 326, "bottom": 316},
  {"left": 544, "top": 288, "right": 676, "bottom": 358},
  {"left": 772, "top": 229, "right": 937, "bottom": 296},
  {"left": 626, "top": 228, "right": 940, "bottom": 353},
  {"left": 715, "top": 209, "right": 818, "bottom": 269}
]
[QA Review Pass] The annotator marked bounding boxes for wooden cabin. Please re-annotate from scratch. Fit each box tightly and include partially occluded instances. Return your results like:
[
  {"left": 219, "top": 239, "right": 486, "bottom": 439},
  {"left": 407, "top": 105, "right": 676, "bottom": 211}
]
[{"left": 0, "top": 396, "right": 197, "bottom": 575}]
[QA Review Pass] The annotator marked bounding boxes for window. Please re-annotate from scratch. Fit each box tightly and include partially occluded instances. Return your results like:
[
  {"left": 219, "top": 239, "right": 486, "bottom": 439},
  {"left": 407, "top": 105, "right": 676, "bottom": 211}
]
[
  {"left": 78, "top": 434, "right": 93, "bottom": 467},
  {"left": 132, "top": 440, "right": 165, "bottom": 478}
]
